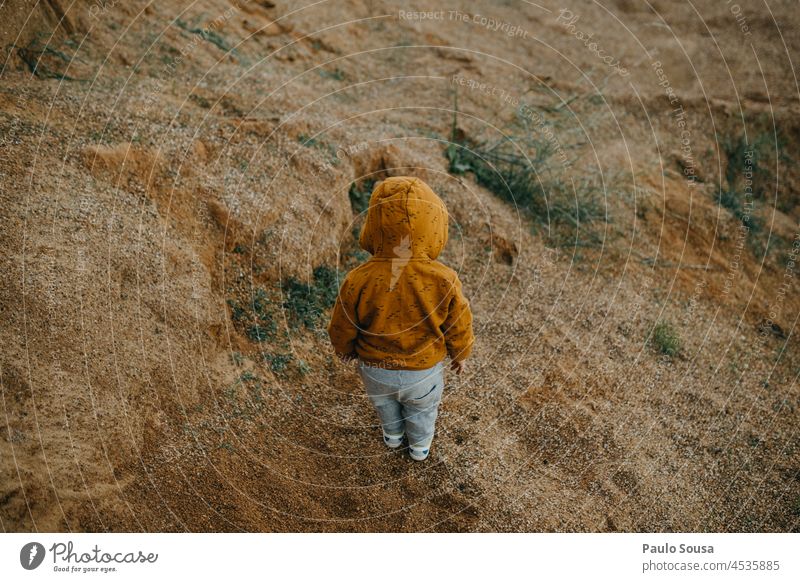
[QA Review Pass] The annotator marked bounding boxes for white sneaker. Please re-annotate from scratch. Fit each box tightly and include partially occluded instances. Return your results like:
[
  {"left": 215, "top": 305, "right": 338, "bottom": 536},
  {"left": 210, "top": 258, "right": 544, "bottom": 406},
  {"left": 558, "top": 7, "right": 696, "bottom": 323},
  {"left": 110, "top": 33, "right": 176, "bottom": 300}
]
[
  {"left": 409, "top": 446, "right": 430, "bottom": 461},
  {"left": 383, "top": 432, "right": 404, "bottom": 449}
]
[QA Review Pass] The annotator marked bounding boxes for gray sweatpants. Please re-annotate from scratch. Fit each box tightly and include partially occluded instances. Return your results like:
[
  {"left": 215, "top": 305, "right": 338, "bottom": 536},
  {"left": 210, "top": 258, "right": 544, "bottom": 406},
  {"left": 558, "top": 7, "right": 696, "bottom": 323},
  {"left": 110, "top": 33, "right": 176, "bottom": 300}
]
[{"left": 358, "top": 360, "right": 445, "bottom": 450}]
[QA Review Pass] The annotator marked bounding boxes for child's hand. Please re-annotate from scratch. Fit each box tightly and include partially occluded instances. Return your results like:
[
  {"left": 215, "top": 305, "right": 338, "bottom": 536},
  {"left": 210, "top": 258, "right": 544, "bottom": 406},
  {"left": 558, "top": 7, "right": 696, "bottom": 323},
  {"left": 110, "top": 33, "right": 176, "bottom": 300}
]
[{"left": 450, "top": 359, "right": 465, "bottom": 375}]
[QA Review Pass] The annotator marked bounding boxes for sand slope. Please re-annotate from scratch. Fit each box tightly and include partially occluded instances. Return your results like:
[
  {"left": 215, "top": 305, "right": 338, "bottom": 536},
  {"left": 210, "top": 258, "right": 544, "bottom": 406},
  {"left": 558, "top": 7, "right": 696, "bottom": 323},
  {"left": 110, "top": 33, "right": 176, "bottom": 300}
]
[{"left": 1, "top": 0, "right": 798, "bottom": 531}]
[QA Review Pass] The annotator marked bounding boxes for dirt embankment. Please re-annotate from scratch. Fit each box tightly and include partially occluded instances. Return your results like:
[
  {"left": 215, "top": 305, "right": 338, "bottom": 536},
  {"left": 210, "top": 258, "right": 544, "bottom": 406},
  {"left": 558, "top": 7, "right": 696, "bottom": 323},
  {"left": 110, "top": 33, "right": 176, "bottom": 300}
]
[{"left": 1, "top": 0, "right": 799, "bottom": 532}]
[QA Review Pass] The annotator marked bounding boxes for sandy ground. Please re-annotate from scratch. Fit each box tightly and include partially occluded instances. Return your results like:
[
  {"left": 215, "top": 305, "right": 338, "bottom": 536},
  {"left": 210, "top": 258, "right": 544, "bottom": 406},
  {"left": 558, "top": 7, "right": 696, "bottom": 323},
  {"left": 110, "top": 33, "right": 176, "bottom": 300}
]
[{"left": 1, "top": 0, "right": 799, "bottom": 532}]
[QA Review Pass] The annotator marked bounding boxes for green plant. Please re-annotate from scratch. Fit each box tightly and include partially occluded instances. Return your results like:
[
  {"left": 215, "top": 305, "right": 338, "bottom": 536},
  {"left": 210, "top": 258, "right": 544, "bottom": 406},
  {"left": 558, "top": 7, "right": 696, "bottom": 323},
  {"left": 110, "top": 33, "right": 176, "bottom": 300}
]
[
  {"left": 246, "top": 323, "right": 274, "bottom": 343},
  {"left": 282, "top": 265, "right": 340, "bottom": 328},
  {"left": 263, "top": 352, "right": 293, "bottom": 374},
  {"left": 445, "top": 90, "right": 603, "bottom": 243},
  {"left": 297, "top": 134, "right": 338, "bottom": 163},
  {"left": 250, "top": 288, "right": 271, "bottom": 320},
  {"left": 239, "top": 370, "right": 257, "bottom": 382},
  {"left": 651, "top": 321, "right": 681, "bottom": 357},
  {"left": 227, "top": 299, "right": 246, "bottom": 321},
  {"left": 347, "top": 226, "right": 370, "bottom": 263},
  {"left": 227, "top": 287, "right": 278, "bottom": 343},
  {"left": 718, "top": 131, "right": 796, "bottom": 258},
  {"left": 175, "top": 19, "right": 235, "bottom": 54},
  {"left": 718, "top": 132, "right": 781, "bottom": 232},
  {"left": 721, "top": 133, "right": 774, "bottom": 199},
  {"left": 189, "top": 93, "right": 211, "bottom": 109},
  {"left": 319, "top": 68, "right": 346, "bottom": 81},
  {"left": 348, "top": 179, "right": 375, "bottom": 214},
  {"left": 13, "top": 35, "right": 85, "bottom": 81},
  {"left": 228, "top": 263, "right": 341, "bottom": 344},
  {"left": 312, "top": 265, "right": 340, "bottom": 305},
  {"left": 224, "top": 385, "right": 238, "bottom": 401},
  {"left": 718, "top": 187, "right": 741, "bottom": 215}
]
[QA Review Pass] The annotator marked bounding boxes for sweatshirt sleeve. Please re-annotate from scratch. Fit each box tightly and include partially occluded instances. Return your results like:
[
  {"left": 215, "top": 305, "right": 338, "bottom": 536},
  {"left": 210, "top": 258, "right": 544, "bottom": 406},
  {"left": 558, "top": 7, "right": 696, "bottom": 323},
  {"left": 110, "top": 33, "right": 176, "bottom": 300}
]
[
  {"left": 327, "top": 274, "right": 360, "bottom": 357},
  {"left": 442, "top": 275, "right": 474, "bottom": 362}
]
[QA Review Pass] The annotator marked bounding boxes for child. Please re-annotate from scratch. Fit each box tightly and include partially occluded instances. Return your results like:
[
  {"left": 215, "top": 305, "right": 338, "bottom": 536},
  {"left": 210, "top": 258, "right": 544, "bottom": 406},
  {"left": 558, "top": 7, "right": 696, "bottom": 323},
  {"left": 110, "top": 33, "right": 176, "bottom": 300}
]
[{"left": 327, "top": 176, "right": 474, "bottom": 461}]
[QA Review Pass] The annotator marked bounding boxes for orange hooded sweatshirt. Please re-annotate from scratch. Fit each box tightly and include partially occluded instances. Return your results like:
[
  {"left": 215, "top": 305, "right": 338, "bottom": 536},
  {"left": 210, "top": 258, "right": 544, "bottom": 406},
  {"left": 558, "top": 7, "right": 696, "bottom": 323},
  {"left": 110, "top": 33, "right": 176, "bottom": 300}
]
[{"left": 327, "top": 176, "right": 474, "bottom": 370}]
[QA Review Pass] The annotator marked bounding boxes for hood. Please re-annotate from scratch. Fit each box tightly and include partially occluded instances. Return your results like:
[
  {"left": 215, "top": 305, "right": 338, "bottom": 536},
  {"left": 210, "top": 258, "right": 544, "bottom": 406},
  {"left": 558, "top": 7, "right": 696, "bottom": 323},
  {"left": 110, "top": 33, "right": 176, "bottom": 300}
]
[{"left": 359, "top": 176, "right": 449, "bottom": 260}]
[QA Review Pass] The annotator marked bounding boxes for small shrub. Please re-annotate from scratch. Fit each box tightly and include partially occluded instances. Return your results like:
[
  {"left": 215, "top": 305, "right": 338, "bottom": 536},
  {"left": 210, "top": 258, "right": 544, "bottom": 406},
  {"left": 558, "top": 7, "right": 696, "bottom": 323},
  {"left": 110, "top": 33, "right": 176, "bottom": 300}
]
[
  {"left": 348, "top": 179, "right": 375, "bottom": 214},
  {"left": 250, "top": 287, "right": 272, "bottom": 321},
  {"left": 718, "top": 131, "right": 780, "bottom": 235},
  {"left": 264, "top": 352, "right": 293, "bottom": 374},
  {"left": 721, "top": 133, "right": 774, "bottom": 200},
  {"left": 247, "top": 323, "right": 274, "bottom": 343},
  {"left": 651, "top": 321, "right": 681, "bottom": 357},
  {"left": 297, "top": 359, "right": 311, "bottom": 375},
  {"left": 227, "top": 299, "right": 246, "bottom": 322},
  {"left": 718, "top": 187, "right": 741, "bottom": 215},
  {"left": 346, "top": 226, "right": 370, "bottom": 265},
  {"left": 445, "top": 92, "right": 603, "bottom": 243},
  {"left": 312, "top": 265, "right": 340, "bottom": 306},
  {"left": 448, "top": 140, "right": 602, "bottom": 235},
  {"left": 239, "top": 371, "right": 257, "bottom": 382}
]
